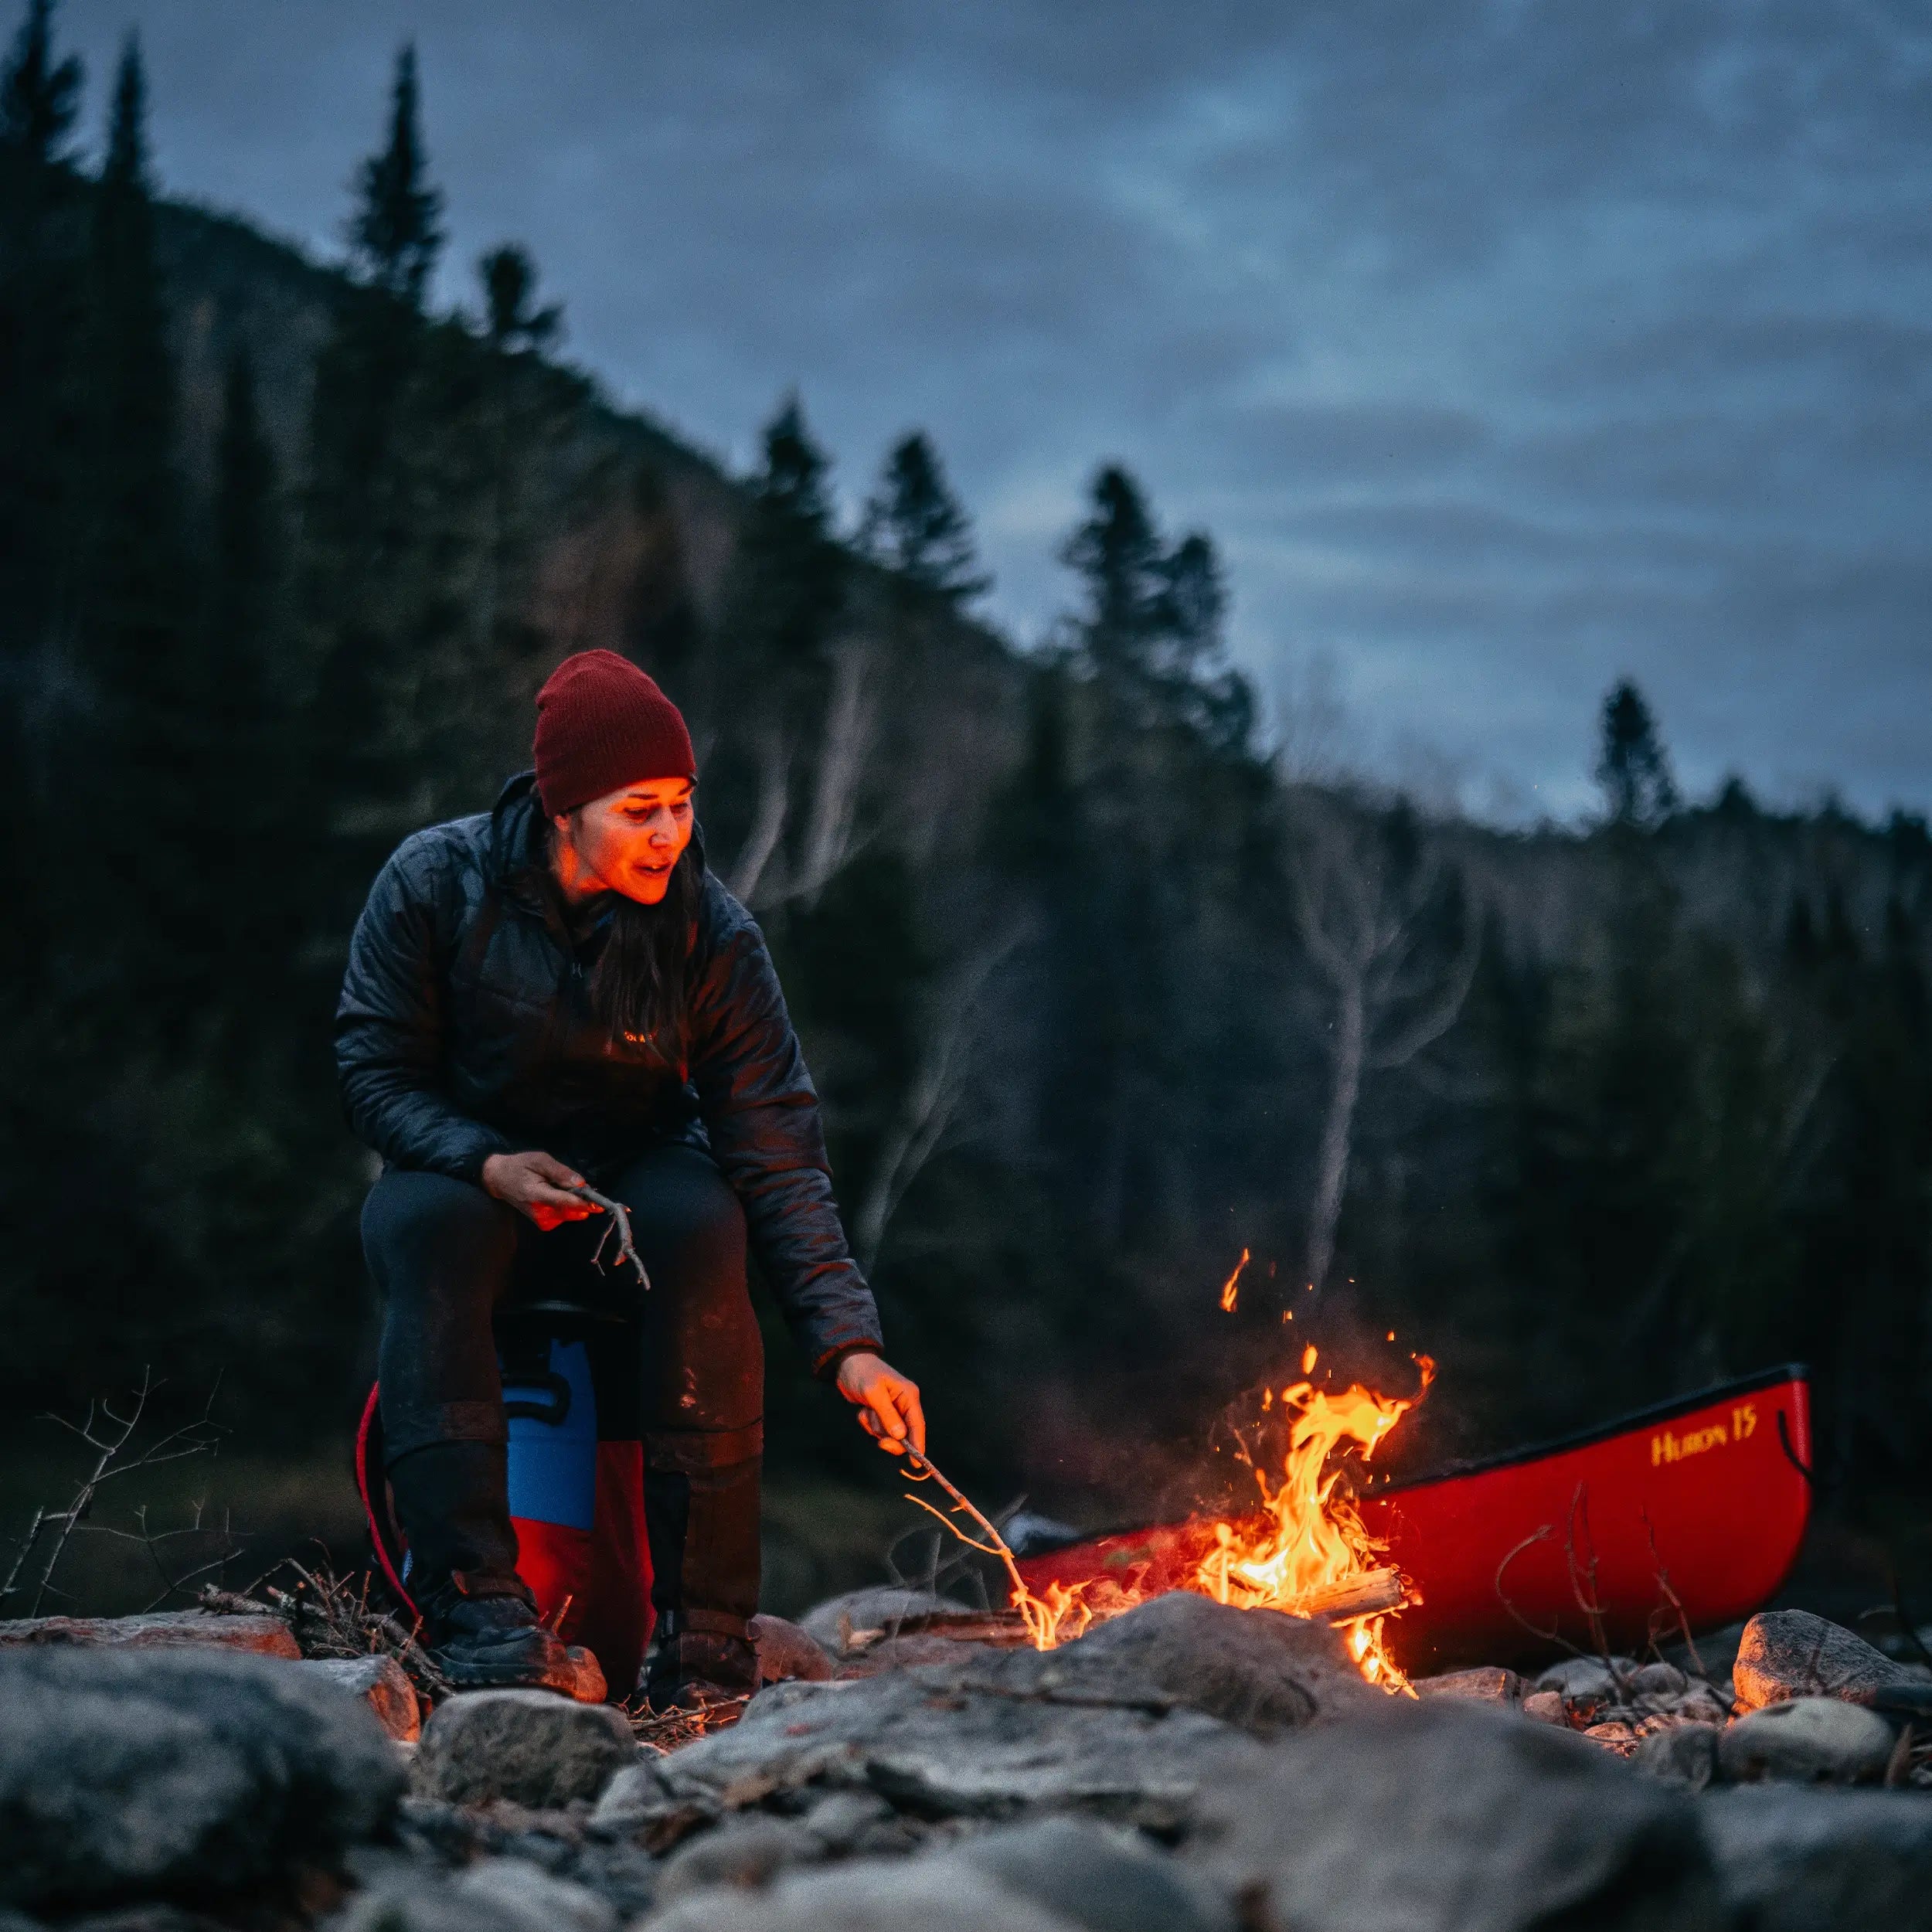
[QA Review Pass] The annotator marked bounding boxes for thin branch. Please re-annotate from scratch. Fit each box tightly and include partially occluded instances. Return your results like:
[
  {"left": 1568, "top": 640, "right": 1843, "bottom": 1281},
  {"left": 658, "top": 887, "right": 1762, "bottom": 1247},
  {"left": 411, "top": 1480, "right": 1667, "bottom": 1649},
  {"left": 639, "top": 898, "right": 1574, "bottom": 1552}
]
[
  {"left": 903, "top": 1449, "right": 1049, "bottom": 1643},
  {"left": 901, "top": 1492, "right": 1007, "bottom": 1557},
  {"left": 1641, "top": 1509, "right": 1705, "bottom": 1679},
  {"left": 1564, "top": 1484, "right": 1626, "bottom": 1692},
  {"left": 1367, "top": 910, "right": 1481, "bottom": 1070},
  {"left": 571, "top": 1183, "right": 651, "bottom": 1288},
  {"left": 1492, "top": 1523, "right": 1589, "bottom": 1657}
]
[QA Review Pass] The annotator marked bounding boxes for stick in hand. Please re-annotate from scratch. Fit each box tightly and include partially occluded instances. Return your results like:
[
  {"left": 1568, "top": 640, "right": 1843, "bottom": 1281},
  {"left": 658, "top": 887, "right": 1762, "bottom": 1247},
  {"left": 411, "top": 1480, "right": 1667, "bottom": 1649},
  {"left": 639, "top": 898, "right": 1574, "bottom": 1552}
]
[{"left": 568, "top": 1182, "right": 651, "bottom": 1289}]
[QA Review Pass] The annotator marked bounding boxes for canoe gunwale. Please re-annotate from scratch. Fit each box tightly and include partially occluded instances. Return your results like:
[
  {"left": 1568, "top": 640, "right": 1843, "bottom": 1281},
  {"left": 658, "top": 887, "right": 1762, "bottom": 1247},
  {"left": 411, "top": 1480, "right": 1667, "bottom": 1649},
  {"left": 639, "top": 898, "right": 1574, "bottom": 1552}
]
[
  {"left": 1012, "top": 1363, "right": 1811, "bottom": 1565},
  {"left": 1376, "top": 1361, "right": 1811, "bottom": 1498}
]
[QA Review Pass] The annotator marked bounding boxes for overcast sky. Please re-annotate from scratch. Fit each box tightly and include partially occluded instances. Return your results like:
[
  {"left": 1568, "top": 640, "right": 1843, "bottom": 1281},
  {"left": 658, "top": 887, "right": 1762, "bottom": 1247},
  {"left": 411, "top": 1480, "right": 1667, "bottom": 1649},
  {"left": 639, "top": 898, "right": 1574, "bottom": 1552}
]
[{"left": 53, "top": 0, "right": 1932, "bottom": 821}]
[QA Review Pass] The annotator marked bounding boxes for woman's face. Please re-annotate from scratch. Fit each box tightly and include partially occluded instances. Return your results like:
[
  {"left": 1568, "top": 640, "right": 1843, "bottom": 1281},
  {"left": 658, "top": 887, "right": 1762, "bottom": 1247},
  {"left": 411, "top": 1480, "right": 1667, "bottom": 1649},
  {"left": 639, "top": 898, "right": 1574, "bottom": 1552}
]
[{"left": 555, "top": 777, "right": 696, "bottom": 904}]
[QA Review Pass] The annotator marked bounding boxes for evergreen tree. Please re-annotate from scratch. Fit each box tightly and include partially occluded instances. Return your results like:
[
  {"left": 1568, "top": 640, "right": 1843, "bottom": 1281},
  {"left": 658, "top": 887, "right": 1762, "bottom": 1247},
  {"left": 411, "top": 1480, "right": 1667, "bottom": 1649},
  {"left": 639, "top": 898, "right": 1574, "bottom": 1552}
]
[
  {"left": 197, "top": 345, "right": 298, "bottom": 1001},
  {"left": 478, "top": 242, "right": 561, "bottom": 353},
  {"left": 859, "top": 431, "right": 989, "bottom": 606},
  {"left": 348, "top": 43, "right": 441, "bottom": 308},
  {"left": 0, "top": 0, "right": 86, "bottom": 920},
  {"left": 1061, "top": 464, "right": 1251, "bottom": 751},
  {"left": 720, "top": 394, "right": 845, "bottom": 730},
  {"left": 0, "top": 0, "right": 78, "bottom": 159},
  {"left": 73, "top": 35, "right": 199, "bottom": 998},
  {"left": 301, "top": 43, "right": 468, "bottom": 937},
  {"left": 1596, "top": 679, "right": 1678, "bottom": 828},
  {"left": 1062, "top": 464, "right": 1167, "bottom": 676}
]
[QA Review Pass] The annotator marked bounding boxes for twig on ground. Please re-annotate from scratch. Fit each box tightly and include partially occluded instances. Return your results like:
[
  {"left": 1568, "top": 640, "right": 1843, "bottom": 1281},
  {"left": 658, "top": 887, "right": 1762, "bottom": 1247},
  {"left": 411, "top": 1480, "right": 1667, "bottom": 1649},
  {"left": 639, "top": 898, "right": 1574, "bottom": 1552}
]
[
  {"left": 1641, "top": 1509, "right": 1705, "bottom": 1679},
  {"left": 629, "top": 1692, "right": 752, "bottom": 1753},
  {"left": 570, "top": 1183, "right": 651, "bottom": 1288},
  {"left": 1564, "top": 1484, "right": 1626, "bottom": 1693},
  {"left": 243, "top": 1555, "right": 451, "bottom": 1705},
  {"left": 1493, "top": 1524, "right": 1579, "bottom": 1653}
]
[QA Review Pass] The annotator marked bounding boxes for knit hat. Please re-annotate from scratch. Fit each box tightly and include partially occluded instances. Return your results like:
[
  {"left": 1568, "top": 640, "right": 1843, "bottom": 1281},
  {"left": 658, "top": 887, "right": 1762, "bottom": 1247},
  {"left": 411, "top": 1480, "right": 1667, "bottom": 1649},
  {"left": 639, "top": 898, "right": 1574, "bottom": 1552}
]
[{"left": 533, "top": 650, "right": 696, "bottom": 816}]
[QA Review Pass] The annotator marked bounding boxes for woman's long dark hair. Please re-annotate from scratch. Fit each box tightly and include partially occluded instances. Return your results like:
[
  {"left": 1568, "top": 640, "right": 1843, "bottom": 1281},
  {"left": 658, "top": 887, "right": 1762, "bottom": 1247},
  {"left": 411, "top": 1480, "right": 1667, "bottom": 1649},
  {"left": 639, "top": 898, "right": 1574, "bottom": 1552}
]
[{"left": 581, "top": 846, "right": 703, "bottom": 1060}]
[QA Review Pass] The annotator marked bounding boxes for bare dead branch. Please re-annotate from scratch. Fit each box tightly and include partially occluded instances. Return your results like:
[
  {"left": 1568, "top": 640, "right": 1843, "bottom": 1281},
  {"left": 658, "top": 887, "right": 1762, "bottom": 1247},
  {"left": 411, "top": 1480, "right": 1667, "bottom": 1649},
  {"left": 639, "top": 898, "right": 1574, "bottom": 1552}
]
[
  {"left": 1493, "top": 1522, "right": 1587, "bottom": 1655},
  {"left": 1564, "top": 1484, "right": 1626, "bottom": 1692},
  {"left": 571, "top": 1183, "right": 651, "bottom": 1288},
  {"left": 1641, "top": 1509, "right": 1705, "bottom": 1679}
]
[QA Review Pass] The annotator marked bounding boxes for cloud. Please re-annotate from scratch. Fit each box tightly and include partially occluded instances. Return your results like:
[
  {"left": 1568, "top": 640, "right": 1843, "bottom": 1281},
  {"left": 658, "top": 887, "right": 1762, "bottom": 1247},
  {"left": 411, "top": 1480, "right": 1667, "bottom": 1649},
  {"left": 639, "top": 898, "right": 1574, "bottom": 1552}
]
[{"left": 52, "top": 0, "right": 1932, "bottom": 818}]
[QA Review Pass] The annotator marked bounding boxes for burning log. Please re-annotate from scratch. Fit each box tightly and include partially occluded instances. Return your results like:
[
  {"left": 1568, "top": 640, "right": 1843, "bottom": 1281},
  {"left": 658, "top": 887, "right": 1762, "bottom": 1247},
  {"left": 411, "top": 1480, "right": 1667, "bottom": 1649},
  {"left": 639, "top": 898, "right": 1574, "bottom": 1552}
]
[{"left": 1301, "top": 1566, "right": 1406, "bottom": 1624}]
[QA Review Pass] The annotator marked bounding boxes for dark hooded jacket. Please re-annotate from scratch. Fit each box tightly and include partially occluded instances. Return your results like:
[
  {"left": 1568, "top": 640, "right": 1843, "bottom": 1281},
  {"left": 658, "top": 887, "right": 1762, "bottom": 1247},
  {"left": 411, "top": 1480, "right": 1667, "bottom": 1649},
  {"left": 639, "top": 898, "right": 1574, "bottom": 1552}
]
[{"left": 334, "top": 773, "right": 882, "bottom": 1372}]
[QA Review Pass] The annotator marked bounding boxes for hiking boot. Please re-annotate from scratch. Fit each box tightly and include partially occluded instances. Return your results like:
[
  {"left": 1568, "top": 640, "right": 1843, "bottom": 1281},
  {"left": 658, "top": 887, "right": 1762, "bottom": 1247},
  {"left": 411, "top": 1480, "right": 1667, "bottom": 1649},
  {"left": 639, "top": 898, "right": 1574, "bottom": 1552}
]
[
  {"left": 643, "top": 1615, "right": 758, "bottom": 1710},
  {"left": 420, "top": 1570, "right": 580, "bottom": 1694}
]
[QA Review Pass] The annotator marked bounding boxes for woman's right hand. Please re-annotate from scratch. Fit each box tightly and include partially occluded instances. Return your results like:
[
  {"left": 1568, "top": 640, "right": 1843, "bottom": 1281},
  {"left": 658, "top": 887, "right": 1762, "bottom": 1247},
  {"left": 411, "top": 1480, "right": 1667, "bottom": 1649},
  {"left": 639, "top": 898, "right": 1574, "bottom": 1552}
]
[{"left": 481, "top": 1150, "right": 602, "bottom": 1231}]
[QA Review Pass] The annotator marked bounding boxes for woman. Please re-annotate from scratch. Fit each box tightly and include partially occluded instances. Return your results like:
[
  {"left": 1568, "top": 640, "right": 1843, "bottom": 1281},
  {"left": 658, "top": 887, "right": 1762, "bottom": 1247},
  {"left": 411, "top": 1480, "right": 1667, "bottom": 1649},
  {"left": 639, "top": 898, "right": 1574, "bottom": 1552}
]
[{"left": 336, "top": 648, "right": 924, "bottom": 1702}]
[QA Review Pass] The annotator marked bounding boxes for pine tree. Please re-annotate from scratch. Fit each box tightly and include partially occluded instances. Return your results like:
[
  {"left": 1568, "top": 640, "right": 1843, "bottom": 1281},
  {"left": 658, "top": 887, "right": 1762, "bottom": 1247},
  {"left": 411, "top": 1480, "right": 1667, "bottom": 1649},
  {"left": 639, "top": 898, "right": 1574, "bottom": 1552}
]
[
  {"left": 0, "top": 0, "right": 87, "bottom": 706},
  {"left": 859, "top": 430, "right": 988, "bottom": 606},
  {"left": 727, "top": 394, "right": 845, "bottom": 685},
  {"left": 301, "top": 43, "right": 468, "bottom": 938},
  {"left": 1062, "top": 464, "right": 1166, "bottom": 675},
  {"left": 348, "top": 43, "right": 441, "bottom": 309},
  {"left": 199, "top": 345, "right": 298, "bottom": 1002},
  {"left": 478, "top": 242, "right": 561, "bottom": 353},
  {"left": 0, "top": 0, "right": 78, "bottom": 159},
  {"left": 1060, "top": 464, "right": 1250, "bottom": 750},
  {"left": 1596, "top": 679, "right": 1678, "bottom": 828},
  {"left": 70, "top": 36, "right": 200, "bottom": 998}
]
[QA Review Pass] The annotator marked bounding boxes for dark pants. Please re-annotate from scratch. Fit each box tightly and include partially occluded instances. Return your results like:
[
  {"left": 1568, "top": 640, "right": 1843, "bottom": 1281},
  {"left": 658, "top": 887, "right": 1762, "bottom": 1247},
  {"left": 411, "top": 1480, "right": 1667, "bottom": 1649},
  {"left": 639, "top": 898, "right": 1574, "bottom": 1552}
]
[{"left": 362, "top": 1141, "right": 763, "bottom": 1675}]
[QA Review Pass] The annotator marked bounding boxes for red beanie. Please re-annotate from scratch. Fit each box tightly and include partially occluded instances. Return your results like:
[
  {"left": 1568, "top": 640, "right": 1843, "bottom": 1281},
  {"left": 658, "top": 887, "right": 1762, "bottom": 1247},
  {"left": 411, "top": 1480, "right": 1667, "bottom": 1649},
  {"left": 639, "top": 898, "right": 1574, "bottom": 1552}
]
[{"left": 533, "top": 650, "right": 696, "bottom": 815}]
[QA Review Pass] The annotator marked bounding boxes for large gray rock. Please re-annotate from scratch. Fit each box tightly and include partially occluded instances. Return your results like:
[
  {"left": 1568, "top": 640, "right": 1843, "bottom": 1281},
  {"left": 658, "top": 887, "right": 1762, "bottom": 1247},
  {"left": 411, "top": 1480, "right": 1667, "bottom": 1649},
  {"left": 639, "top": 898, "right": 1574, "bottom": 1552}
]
[
  {"left": 1185, "top": 1701, "right": 1720, "bottom": 1932},
  {"left": 0, "top": 1645, "right": 403, "bottom": 1913},
  {"left": 1004, "top": 1590, "right": 1379, "bottom": 1736},
  {"left": 0, "top": 1611, "right": 299, "bottom": 1659},
  {"left": 628, "top": 1662, "right": 1264, "bottom": 1830},
  {"left": 332, "top": 1874, "right": 546, "bottom": 1932},
  {"left": 954, "top": 1818, "right": 1234, "bottom": 1932},
  {"left": 655, "top": 1815, "right": 827, "bottom": 1902},
  {"left": 1733, "top": 1609, "right": 1910, "bottom": 1711},
  {"left": 1718, "top": 1696, "right": 1896, "bottom": 1784},
  {"left": 411, "top": 1689, "right": 635, "bottom": 1808},
  {"left": 1699, "top": 1786, "right": 1932, "bottom": 1931},
  {"left": 294, "top": 1655, "right": 420, "bottom": 1743},
  {"left": 451, "top": 1856, "right": 617, "bottom": 1932},
  {"left": 648, "top": 1857, "right": 1080, "bottom": 1932}
]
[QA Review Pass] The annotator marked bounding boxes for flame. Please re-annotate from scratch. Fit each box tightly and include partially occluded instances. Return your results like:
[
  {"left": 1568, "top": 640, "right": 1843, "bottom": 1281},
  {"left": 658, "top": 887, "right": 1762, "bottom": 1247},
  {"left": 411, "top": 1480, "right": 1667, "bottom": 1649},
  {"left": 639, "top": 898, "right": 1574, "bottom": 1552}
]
[
  {"left": 1219, "top": 1248, "right": 1250, "bottom": 1312},
  {"left": 1192, "top": 1357, "right": 1434, "bottom": 1689},
  {"left": 1008, "top": 1352, "right": 1436, "bottom": 1689}
]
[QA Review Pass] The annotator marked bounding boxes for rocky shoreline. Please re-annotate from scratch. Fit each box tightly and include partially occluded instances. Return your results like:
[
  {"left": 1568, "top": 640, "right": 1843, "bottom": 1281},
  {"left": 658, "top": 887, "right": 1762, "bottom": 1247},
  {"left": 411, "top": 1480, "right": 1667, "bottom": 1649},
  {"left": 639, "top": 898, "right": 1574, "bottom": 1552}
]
[{"left": 2, "top": 1590, "right": 1929, "bottom": 1931}]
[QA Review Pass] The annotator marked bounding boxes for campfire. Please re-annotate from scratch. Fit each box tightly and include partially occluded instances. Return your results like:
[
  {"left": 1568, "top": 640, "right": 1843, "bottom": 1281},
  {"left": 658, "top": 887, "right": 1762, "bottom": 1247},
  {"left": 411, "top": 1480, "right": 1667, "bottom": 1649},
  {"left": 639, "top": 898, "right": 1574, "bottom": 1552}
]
[{"left": 918, "top": 1342, "right": 1436, "bottom": 1692}]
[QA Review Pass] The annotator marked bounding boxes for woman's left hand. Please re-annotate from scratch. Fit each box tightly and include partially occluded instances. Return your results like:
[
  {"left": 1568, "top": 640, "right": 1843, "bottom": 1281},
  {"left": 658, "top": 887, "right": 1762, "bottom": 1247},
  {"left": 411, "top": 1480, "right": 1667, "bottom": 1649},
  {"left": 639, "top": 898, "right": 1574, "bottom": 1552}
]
[{"left": 835, "top": 1352, "right": 927, "bottom": 1458}]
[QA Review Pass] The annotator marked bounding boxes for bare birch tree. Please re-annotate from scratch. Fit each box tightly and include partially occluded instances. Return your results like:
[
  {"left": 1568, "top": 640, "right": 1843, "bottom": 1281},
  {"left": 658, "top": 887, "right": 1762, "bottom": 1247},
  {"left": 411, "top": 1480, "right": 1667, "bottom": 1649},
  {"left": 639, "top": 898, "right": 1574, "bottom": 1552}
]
[
  {"left": 727, "top": 731, "right": 790, "bottom": 905},
  {"left": 854, "top": 926, "right": 1026, "bottom": 1270},
  {"left": 1288, "top": 794, "right": 1481, "bottom": 1298},
  {"left": 726, "top": 639, "right": 878, "bottom": 910}
]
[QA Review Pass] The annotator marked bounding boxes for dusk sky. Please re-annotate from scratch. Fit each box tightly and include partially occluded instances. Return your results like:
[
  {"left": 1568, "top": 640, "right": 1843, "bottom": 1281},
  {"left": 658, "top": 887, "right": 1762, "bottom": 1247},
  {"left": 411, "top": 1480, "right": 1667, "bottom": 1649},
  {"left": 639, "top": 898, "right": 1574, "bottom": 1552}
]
[{"left": 56, "top": 1, "right": 1932, "bottom": 821}]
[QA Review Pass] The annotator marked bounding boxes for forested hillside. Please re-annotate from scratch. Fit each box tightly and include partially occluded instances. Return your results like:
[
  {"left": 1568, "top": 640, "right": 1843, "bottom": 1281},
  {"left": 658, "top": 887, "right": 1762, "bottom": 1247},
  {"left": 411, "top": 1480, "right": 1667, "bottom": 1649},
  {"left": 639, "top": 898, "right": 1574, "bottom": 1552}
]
[{"left": 3, "top": 12, "right": 1927, "bottom": 1555}]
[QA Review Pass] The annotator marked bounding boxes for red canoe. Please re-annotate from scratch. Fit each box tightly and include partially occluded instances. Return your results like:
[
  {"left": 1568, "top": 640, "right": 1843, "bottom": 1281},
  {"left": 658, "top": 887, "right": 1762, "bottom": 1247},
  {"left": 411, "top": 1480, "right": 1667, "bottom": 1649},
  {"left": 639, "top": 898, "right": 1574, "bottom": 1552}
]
[{"left": 1015, "top": 1365, "right": 1812, "bottom": 1670}]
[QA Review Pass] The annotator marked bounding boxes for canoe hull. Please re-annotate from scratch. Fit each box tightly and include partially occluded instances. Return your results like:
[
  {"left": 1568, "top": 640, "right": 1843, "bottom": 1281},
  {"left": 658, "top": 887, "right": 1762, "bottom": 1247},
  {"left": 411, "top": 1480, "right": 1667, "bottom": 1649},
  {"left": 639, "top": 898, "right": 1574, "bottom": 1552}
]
[{"left": 1015, "top": 1366, "right": 1812, "bottom": 1670}]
